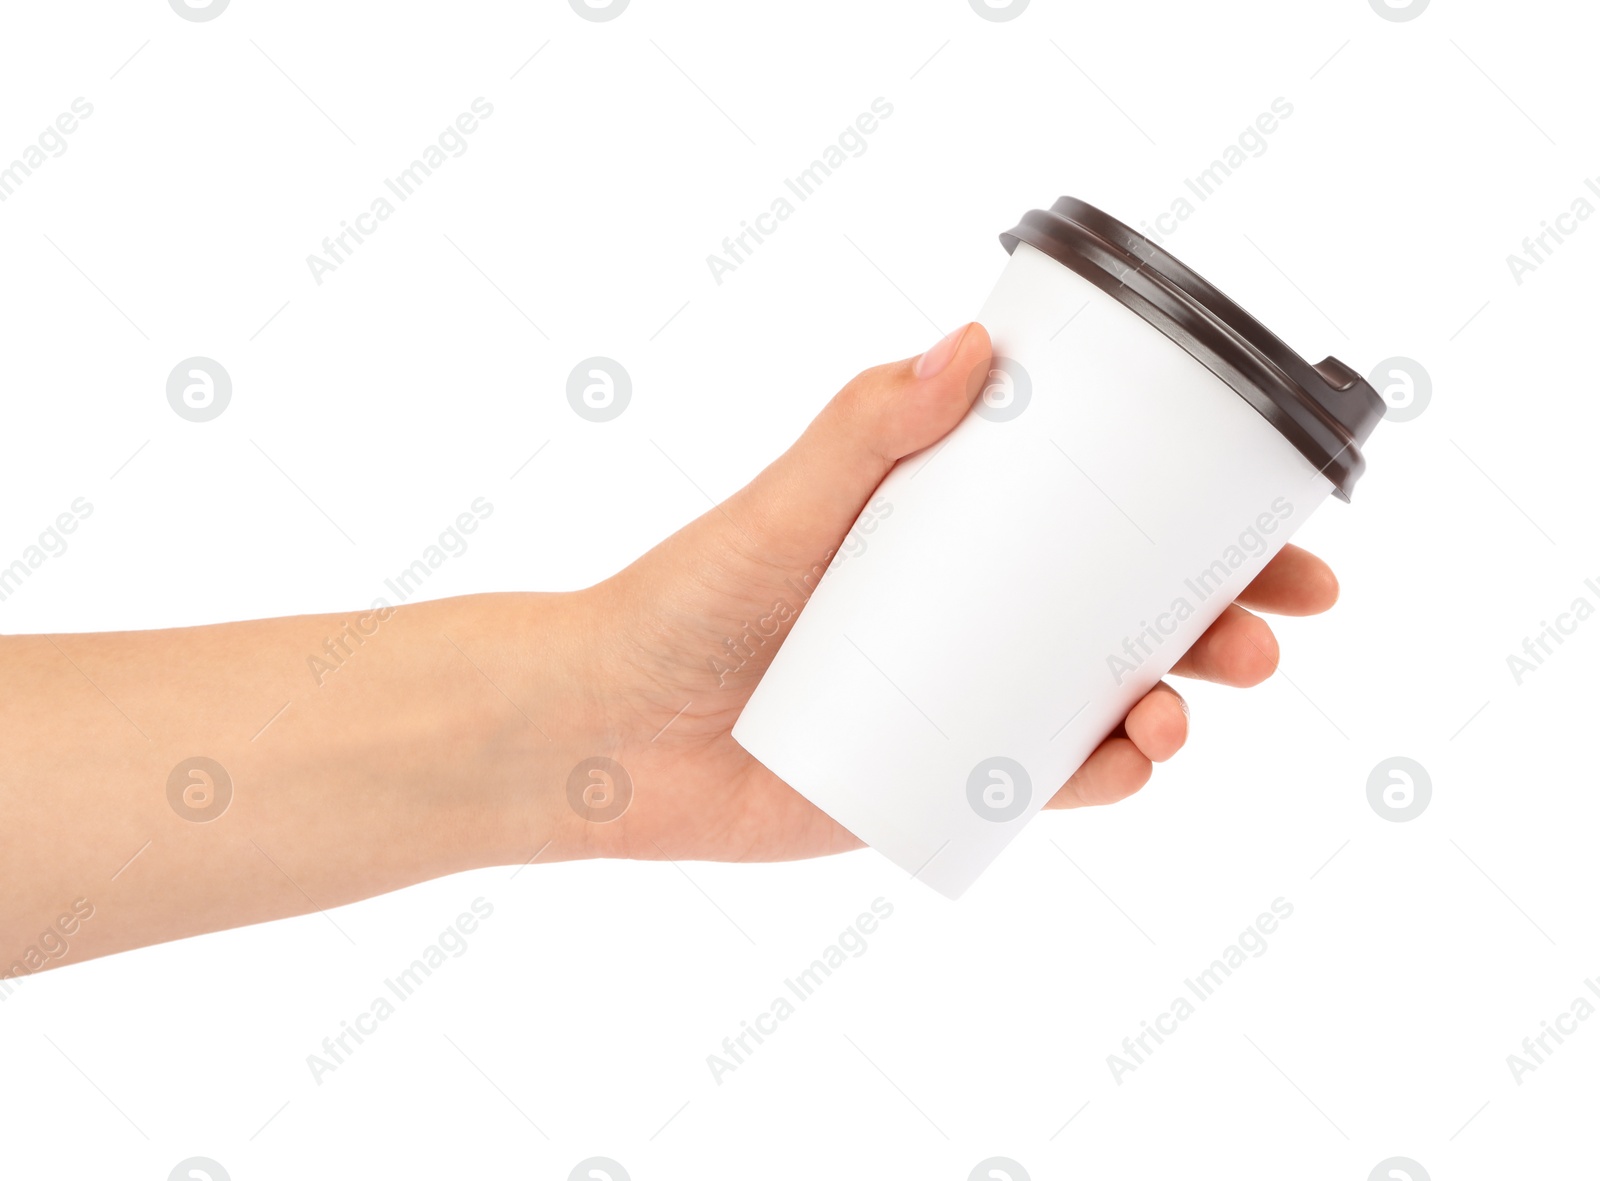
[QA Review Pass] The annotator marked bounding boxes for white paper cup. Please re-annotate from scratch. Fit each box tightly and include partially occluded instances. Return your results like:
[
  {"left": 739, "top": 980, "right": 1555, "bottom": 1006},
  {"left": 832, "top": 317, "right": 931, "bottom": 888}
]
[{"left": 732, "top": 197, "right": 1383, "bottom": 898}]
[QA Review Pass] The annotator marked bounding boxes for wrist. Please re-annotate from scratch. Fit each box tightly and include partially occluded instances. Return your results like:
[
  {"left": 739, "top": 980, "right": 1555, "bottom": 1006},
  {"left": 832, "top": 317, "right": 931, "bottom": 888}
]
[{"left": 444, "top": 589, "right": 608, "bottom": 871}]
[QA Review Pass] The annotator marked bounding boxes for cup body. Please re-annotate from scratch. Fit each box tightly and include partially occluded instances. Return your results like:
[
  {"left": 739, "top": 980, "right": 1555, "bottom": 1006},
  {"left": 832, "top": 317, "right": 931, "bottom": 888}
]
[{"left": 731, "top": 240, "right": 1335, "bottom": 898}]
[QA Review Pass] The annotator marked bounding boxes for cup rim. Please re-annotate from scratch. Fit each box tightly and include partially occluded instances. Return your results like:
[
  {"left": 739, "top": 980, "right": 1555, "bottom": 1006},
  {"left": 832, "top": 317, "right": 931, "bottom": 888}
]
[{"left": 1000, "top": 197, "right": 1384, "bottom": 502}]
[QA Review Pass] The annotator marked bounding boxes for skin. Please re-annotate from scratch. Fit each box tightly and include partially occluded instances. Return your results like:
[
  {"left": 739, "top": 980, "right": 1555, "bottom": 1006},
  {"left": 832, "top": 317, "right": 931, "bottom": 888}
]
[{"left": 0, "top": 323, "right": 1338, "bottom": 974}]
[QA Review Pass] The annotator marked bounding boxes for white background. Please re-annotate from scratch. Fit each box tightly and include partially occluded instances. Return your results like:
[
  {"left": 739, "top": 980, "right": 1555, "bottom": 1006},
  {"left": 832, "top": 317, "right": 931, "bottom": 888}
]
[{"left": 1, "top": 0, "right": 1595, "bottom": 1177}]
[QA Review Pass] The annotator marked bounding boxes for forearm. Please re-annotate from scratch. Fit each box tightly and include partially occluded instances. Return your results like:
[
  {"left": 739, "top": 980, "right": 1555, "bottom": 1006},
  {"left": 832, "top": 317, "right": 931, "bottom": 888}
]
[{"left": 1, "top": 591, "right": 586, "bottom": 971}]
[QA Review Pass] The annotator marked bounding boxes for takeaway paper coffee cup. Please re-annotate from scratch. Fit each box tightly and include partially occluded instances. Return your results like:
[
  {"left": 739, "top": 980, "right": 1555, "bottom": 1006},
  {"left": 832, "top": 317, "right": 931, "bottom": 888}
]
[{"left": 731, "top": 197, "right": 1384, "bottom": 898}]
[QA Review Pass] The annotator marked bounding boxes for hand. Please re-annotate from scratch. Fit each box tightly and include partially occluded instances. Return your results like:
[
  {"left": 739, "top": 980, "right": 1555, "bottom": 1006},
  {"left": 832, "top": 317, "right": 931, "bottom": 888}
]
[
  {"left": 0, "top": 322, "right": 1341, "bottom": 967},
  {"left": 563, "top": 323, "right": 1340, "bottom": 865}
]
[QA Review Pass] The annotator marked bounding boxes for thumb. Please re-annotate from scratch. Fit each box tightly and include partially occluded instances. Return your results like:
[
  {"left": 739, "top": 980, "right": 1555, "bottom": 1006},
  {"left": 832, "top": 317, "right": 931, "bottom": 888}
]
[{"left": 728, "top": 321, "right": 992, "bottom": 573}]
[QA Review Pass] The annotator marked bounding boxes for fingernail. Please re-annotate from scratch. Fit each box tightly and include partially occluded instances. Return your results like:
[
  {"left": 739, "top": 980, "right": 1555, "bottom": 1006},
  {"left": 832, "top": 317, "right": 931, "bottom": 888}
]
[
  {"left": 913, "top": 324, "right": 968, "bottom": 379},
  {"left": 1178, "top": 695, "right": 1190, "bottom": 718}
]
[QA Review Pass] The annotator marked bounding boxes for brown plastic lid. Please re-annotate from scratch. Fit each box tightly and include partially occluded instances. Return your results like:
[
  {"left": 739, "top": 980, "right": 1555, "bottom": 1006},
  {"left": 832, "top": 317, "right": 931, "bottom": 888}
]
[{"left": 999, "top": 196, "right": 1383, "bottom": 501}]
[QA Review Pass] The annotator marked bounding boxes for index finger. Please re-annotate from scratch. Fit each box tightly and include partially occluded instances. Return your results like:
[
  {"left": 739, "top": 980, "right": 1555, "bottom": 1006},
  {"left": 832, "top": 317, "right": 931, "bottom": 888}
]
[{"left": 1234, "top": 543, "right": 1339, "bottom": 617}]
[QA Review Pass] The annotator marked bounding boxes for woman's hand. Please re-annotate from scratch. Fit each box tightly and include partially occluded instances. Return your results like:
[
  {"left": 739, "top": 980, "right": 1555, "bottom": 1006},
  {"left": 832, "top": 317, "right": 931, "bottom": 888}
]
[
  {"left": 1, "top": 322, "right": 1339, "bottom": 969},
  {"left": 558, "top": 323, "right": 1340, "bottom": 865}
]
